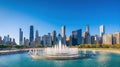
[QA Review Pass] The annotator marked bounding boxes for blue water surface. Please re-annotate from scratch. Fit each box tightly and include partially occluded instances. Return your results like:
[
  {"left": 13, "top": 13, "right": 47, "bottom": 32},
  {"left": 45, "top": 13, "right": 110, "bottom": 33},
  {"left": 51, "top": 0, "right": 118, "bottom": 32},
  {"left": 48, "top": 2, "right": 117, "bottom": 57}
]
[{"left": 0, "top": 51, "right": 120, "bottom": 67}]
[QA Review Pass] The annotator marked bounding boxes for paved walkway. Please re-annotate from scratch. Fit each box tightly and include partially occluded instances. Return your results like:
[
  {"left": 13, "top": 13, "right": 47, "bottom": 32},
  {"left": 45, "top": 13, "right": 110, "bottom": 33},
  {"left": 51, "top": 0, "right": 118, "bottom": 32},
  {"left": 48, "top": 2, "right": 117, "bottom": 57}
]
[{"left": 0, "top": 48, "right": 44, "bottom": 55}]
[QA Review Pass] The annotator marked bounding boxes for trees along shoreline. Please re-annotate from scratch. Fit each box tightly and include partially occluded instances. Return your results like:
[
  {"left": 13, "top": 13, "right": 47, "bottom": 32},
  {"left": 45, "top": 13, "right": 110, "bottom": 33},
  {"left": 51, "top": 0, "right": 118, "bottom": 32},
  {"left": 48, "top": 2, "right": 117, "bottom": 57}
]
[{"left": 0, "top": 44, "right": 120, "bottom": 50}]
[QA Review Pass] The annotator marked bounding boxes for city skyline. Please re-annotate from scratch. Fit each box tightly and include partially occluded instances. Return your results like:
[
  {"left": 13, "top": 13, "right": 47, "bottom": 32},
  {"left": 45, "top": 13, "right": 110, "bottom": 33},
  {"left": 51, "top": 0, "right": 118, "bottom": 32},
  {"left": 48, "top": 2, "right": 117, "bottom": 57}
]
[
  {"left": 0, "top": 24, "right": 120, "bottom": 45},
  {"left": 0, "top": 24, "right": 120, "bottom": 44},
  {"left": 0, "top": 0, "right": 120, "bottom": 44}
]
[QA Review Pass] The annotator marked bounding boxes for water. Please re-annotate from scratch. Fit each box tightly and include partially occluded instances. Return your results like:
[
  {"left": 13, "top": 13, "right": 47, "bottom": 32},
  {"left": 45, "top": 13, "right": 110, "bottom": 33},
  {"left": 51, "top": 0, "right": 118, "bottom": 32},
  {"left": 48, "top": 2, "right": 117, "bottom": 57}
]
[
  {"left": 0, "top": 51, "right": 120, "bottom": 67},
  {"left": 44, "top": 39, "right": 79, "bottom": 56}
]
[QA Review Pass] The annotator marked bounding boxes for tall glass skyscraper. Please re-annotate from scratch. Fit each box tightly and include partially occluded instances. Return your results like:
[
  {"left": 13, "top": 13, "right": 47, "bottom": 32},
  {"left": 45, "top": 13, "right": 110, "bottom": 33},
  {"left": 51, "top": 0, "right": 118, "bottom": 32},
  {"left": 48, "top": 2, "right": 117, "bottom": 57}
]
[
  {"left": 52, "top": 30, "right": 57, "bottom": 45},
  {"left": 29, "top": 25, "right": 34, "bottom": 42},
  {"left": 35, "top": 30, "right": 39, "bottom": 38},
  {"left": 35, "top": 30, "right": 39, "bottom": 44},
  {"left": 83, "top": 25, "right": 91, "bottom": 44},
  {"left": 100, "top": 25, "right": 105, "bottom": 37},
  {"left": 86, "top": 25, "right": 89, "bottom": 33},
  {"left": 61, "top": 26, "right": 66, "bottom": 44},
  {"left": 19, "top": 28, "right": 23, "bottom": 45},
  {"left": 0, "top": 36, "right": 2, "bottom": 44},
  {"left": 72, "top": 29, "right": 82, "bottom": 45}
]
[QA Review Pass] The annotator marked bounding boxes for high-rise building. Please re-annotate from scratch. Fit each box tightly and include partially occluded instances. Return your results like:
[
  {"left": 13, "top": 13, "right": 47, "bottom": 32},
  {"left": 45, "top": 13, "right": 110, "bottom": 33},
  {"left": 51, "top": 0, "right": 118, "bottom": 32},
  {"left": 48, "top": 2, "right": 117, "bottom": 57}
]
[
  {"left": 72, "top": 29, "right": 82, "bottom": 45},
  {"left": 7, "top": 35, "right": 10, "bottom": 42},
  {"left": 52, "top": 30, "right": 57, "bottom": 45},
  {"left": 24, "top": 37, "right": 29, "bottom": 46},
  {"left": 42, "top": 33, "right": 52, "bottom": 46},
  {"left": 42, "top": 35, "right": 48, "bottom": 46},
  {"left": 3, "top": 36, "right": 7, "bottom": 44},
  {"left": 35, "top": 30, "right": 39, "bottom": 39},
  {"left": 25, "top": 39, "right": 30, "bottom": 46},
  {"left": 38, "top": 36, "right": 41, "bottom": 45},
  {"left": 66, "top": 35, "right": 72, "bottom": 46},
  {"left": 35, "top": 30, "right": 40, "bottom": 45},
  {"left": 83, "top": 25, "right": 91, "bottom": 44},
  {"left": 29, "top": 25, "right": 34, "bottom": 46},
  {"left": 103, "top": 34, "right": 113, "bottom": 44},
  {"left": 42, "top": 35, "right": 45, "bottom": 46},
  {"left": 30, "top": 25, "right": 34, "bottom": 42},
  {"left": 94, "top": 35, "right": 99, "bottom": 44},
  {"left": 91, "top": 35, "right": 99, "bottom": 44},
  {"left": 113, "top": 32, "right": 120, "bottom": 44},
  {"left": 6, "top": 35, "right": 10, "bottom": 44},
  {"left": 19, "top": 28, "right": 23, "bottom": 45},
  {"left": 61, "top": 26, "right": 66, "bottom": 44},
  {"left": 91, "top": 36, "right": 95, "bottom": 44},
  {"left": 86, "top": 25, "right": 89, "bottom": 33},
  {"left": 9, "top": 38, "right": 12, "bottom": 45},
  {"left": 82, "top": 37, "right": 84, "bottom": 44},
  {"left": 47, "top": 33, "right": 52, "bottom": 46},
  {"left": 100, "top": 25, "right": 105, "bottom": 37},
  {"left": 24, "top": 37, "right": 26, "bottom": 45},
  {"left": 13, "top": 38, "right": 16, "bottom": 45},
  {"left": 0, "top": 36, "right": 2, "bottom": 44},
  {"left": 99, "top": 25, "right": 105, "bottom": 44}
]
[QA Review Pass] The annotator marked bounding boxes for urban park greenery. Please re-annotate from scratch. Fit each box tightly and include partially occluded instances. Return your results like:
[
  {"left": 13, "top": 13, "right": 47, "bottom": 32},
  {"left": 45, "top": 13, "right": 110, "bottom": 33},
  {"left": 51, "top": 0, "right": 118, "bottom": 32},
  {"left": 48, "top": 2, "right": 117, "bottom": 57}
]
[
  {"left": 0, "top": 44, "right": 44, "bottom": 50},
  {"left": 76, "top": 44, "right": 120, "bottom": 48},
  {"left": 0, "top": 44, "right": 120, "bottom": 50}
]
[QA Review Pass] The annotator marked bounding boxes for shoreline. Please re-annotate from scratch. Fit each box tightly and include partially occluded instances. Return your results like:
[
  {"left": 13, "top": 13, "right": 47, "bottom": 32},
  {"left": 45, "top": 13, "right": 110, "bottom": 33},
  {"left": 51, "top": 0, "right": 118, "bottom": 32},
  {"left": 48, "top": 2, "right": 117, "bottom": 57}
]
[
  {"left": 79, "top": 48, "right": 120, "bottom": 54},
  {"left": 0, "top": 48, "right": 44, "bottom": 56},
  {"left": 0, "top": 48, "right": 120, "bottom": 56},
  {"left": 0, "top": 49, "right": 29, "bottom": 56}
]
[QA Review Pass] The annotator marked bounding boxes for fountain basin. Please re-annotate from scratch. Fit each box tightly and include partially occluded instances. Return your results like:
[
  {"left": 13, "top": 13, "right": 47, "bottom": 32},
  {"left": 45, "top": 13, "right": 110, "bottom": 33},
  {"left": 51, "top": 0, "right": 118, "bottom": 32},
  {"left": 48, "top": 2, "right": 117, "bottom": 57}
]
[
  {"left": 29, "top": 36, "right": 90, "bottom": 60},
  {"left": 30, "top": 54, "right": 88, "bottom": 60}
]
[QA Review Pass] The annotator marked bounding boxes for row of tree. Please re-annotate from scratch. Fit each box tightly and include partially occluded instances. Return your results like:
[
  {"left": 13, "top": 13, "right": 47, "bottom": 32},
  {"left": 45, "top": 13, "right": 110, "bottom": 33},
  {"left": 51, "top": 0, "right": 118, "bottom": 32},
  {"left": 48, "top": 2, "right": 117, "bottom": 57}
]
[
  {"left": 1, "top": 44, "right": 120, "bottom": 49},
  {"left": 0, "top": 44, "right": 44, "bottom": 49},
  {"left": 76, "top": 44, "right": 120, "bottom": 48}
]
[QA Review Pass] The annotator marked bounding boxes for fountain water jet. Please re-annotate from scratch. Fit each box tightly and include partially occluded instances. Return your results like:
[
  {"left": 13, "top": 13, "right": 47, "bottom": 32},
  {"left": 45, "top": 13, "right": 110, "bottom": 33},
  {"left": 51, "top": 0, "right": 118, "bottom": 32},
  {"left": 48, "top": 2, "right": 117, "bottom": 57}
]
[{"left": 29, "top": 35, "right": 90, "bottom": 60}]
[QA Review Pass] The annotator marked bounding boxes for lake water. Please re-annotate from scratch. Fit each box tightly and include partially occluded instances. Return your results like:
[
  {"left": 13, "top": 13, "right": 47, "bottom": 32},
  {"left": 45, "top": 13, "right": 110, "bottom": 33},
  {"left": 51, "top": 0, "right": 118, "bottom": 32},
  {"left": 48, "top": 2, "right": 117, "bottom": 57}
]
[{"left": 0, "top": 51, "right": 120, "bottom": 67}]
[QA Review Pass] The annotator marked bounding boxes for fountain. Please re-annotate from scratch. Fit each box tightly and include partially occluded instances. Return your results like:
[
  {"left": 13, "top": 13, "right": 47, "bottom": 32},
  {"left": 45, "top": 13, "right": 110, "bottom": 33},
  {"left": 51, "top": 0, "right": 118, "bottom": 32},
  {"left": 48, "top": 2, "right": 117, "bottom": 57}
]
[
  {"left": 45, "top": 37, "right": 78, "bottom": 56},
  {"left": 28, "top": 34, "right": 93, "bottom": 60}
]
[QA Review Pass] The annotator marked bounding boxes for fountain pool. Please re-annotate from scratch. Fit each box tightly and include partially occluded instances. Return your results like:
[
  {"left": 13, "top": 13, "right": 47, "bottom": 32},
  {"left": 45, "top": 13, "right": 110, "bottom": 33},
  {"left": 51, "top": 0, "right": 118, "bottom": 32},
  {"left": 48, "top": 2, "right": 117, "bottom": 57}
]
[
  {"left": 28, "top": 35, "right": 95, "bottom": 60},
  {"left": 0, "top": 51, "right": 120, "bottom": 67}
]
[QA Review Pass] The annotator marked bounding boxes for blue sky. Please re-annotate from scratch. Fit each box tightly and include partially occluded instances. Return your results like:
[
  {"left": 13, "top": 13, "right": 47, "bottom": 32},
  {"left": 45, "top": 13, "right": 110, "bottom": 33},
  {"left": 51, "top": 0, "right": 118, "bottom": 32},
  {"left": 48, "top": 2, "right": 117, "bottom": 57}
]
[{"left": 0, "top": 0, "right": 120, "bottom": 44}]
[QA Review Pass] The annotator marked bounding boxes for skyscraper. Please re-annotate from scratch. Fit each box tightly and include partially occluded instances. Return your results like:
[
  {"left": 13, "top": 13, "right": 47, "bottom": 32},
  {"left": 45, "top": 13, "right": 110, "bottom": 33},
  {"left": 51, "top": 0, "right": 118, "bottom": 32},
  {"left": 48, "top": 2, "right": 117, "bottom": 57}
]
[
  {"left": 42, "top": 33, "right": 52, "bottom": 46},
  {"left": 61, "top": 26, "right": 66, "bottom": 44},
  {"left": 91, "top": 36, "right": 95, "bottom": 44},
  {"left": 83, "top": 25, "right": 91, "bottom": 44},
  {"left": 103, "top": 34, "right": 113, "bottom": 44},
  {"left": 100, "top": 25, "right": 105, "bottom": 37},
  {"left": 6, "top": 35, "right": 10, "bottom": 44},
  {"left": 113, "top": 32, "right": 120, "bottom": 44},
  {"left": 86, "top": 25, "right": 89, "bottom": 33},
  {"left": 13, "top": 38, "right": 16, "bottom": 45},
  {"left": 99, "top": 25, "right": 105, "bottom": 44},
  {"left": 47, "top": 33, "right": 52, "bottom": 46},
  {"left": 35, "top": 30, "right": 39, "bottom": 45},
  {"left": 24, "top": 37, "right": 29, "bottom": 46},
  {"left": 0, "top": 36, "right": 2, "bottom": 44},
  {"left": 91, "top": 35, "right": 99, "bottom": 44},
  {"left": 38, "top": 36, "right": 41, "bottom": 45},
  {"left": 94, "top": 35, "right": 99, "bottom": 44},
  {"left": 52, "top": 30, "right": 57, "bottom": 45},
  {"left": 3, "top": 36, "right": 7, "bottom": 44},
  {"left": 9, "top": 38, "right": 12, "bottom": 45},
  {"left": 24, "top": 37, "right": 26, "bottom": 45},
  {"left": 29, "top": 25, "right": 34, "bottom": 42},
  {"left": 35, "top": 30, "right": 39, "bottom": 39},
  {"left": 66, "top": 35, "right": 72, "bottom": 46},
  {"left": 72, "top": 29, "right": 82, "bottom": 45},
  {"left": 19, "top": 28, "right": 23, "bottom": 45}
]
